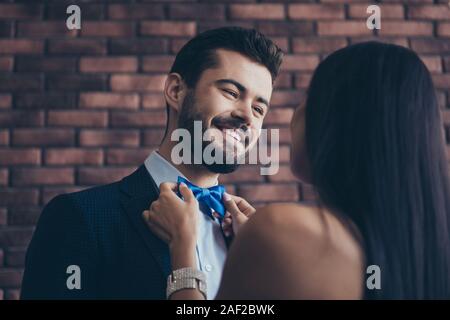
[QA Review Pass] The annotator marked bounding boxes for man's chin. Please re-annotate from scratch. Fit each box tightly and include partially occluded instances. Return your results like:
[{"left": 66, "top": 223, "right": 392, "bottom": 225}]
[{"left": 203, "top": 162, "right": 241, "bottom": 174}]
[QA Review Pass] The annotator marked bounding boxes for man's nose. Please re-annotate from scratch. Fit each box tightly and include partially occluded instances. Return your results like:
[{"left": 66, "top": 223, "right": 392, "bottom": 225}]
[{"left": 231, "top": 102, "right": 253, "bottom": 127}]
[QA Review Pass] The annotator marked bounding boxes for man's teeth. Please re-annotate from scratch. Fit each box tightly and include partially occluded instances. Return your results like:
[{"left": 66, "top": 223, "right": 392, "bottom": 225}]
[{"left": 224, "top": 129, "right": 241, "bottom": 142}]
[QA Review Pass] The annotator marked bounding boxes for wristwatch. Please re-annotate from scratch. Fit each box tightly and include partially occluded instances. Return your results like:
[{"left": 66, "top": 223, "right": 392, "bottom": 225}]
[{"left": 166, "top": 267, "right": 207, "bottom": 299}]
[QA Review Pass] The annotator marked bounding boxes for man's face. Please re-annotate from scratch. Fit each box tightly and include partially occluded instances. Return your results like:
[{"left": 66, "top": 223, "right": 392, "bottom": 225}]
[{"left": 177, "top": 49, "right": 273, "bottom": 173}]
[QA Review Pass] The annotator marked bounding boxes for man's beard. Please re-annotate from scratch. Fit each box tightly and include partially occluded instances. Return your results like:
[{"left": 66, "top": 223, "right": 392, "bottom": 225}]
[{"left": 177, "top": 91, "right": 248, "bottom": 174}]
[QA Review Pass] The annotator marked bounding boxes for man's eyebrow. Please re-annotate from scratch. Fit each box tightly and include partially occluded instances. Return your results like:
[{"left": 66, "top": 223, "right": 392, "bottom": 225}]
[{"left": 215, "top": 78, "right": 270, "bottom": 108}]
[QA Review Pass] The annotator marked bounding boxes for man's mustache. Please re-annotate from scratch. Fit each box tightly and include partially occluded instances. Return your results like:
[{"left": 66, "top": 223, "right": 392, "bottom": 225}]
[{"left": 210, "top": 116, "right": 252, "bottom": 147}]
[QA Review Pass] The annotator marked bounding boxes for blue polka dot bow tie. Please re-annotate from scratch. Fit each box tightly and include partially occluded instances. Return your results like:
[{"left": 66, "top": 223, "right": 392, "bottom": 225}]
[{"left": 177, "top": 176, "right": 226, "bottom": 221}]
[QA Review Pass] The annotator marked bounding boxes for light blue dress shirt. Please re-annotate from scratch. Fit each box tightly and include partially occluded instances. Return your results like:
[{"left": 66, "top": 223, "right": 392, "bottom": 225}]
[{"left": 144, "top": 151, "right": 227, "bottom": 299}]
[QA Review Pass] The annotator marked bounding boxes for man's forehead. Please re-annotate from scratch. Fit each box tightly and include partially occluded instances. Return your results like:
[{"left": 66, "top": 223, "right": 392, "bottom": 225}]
[{"left": 204, "top": 49, "right": 273, "bottom": 99}]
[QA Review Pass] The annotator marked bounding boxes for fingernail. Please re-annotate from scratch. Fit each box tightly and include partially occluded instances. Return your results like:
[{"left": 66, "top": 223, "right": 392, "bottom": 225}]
[{"left": 223, "top": 192, "right": 231, "bottom": 201}]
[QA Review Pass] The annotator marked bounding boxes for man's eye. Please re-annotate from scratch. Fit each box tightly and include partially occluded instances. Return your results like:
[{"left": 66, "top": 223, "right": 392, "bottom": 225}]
[
  {"left": 253, "top": 106, "right": 264, "bottom": 115},
  {"left": 223, "top": 89, "right": 238, "bottom": 99}
]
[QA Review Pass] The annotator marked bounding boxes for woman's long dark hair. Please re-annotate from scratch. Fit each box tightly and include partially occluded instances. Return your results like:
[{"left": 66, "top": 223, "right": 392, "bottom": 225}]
[{"left": 304, "top": 41, "right": 450, "bottom": 299}]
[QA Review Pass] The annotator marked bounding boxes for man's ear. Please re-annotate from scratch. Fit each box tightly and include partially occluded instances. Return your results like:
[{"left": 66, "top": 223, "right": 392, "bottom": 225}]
[{"left": 164, "top": 73, "right": 187, "bottom": 114}]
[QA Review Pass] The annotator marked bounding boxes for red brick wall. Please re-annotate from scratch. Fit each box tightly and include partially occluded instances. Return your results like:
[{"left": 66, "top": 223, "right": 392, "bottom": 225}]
[{"left": 0, "top": 0, "right": 449, "bottom": 300}]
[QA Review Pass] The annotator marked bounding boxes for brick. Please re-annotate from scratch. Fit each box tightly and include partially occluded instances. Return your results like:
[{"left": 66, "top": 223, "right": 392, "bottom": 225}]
[
  {"left": 0, "top": 4, "right": 42, "bottom": 19},
  {"left": 238, "top": 184, "right": 299, "bottom": 202},
  {"left": 108, "top": 4, "right": 165, "bottom": 19},
  {"left": 277, "top": 127, "right": 291, "bottom": 144},
  {"left": 7, "top": 206, "right": 42, "bottom": 226},
  {"left": 432, "top": 74, "right": 450, "bottom": 89},
  {"left": 274, "top": 72, "right": 292, "bottom": 90},
  {"left": 257, "top": 21, "right": 314, "bottom": 36},
  {"left": 292, "top": 38, "right": 347, "bottom": 54},
  {"left": 17, "top": 21, "right": 77, "bottom": 37},
  {"left": 278, "top": 146, "right": 291, "bottom": 163},
  {"left": 0, "top": 190, "right": 39, "bottom": 206},
  {"left": 0, "top": 227, "right": 34, "bottom": 246},
  {"left": 48, "top": 111, "right": 108, "bottom": 127},
  {"left": 411, "top": 39, "right": 450, "bottom": 54},
  {"left": 12, "top": 168, "right": 74, "bottom": 186},
  {"left": 0, "top": 130, "right": 9, "bottom": 146},
  {"left": 143, "top": 129, "right": 165, "bottom": 146},
  {"left": 48, "top": 39, "right": 107, "bottom": 55},
  {"left": 41, "top": 187, "right": 83, "bottom": 206},
  {"left": 264, "top": 108, "right": 294, "bottom": 126},
  {"left": 420, "top": 56, "right": 442, "bottom": 73},
  {"left": 380, "top": 22, "right": 433, "bottom": 36},
  {"left": 0, "top": 111, "right": 44, "bottom": 127},
  {"left": 301, "top": 183, "right": 317, "bottom": 202},
  {"left": 0, "top": 149, "right": 41, "bottom": 165},
  {"left": 0, "top": 169, "right": 7, "bottom": 185},
  {"left": 47, "top": 74, "right": 107, "bottom": 91},
  {"left": 106, "top": 148, "right": 154, "bottom": 165},
  {"left": 111, "top": 74, "right": 166, "bottom": 92},
  {"left": 0, "top": 40, "right": 43, "bottom": 54},
  {"left": 219, "top": 166, "right": 264, "bottom": 184},
  {"left": 349, "top": 4, "right": 404, "bottom": 19},
  {"left": 269, "top": 90, "right": 304, "bottom": 108},
  {"left": 0, "top": 208, "right": 6, "bottom": 226},
  {"left": 170, "top": 4, "right": 225, "bottom": 20},
  {"left": 0, "top": 74, "right": 42, "bottom": 91},
  {"left": 45, "top": 148, "right": 104, "bottom": 165},
  {"left": 171, "top": 38, "right": 191, "bottom": 54},
  {"left": 110, "top": 39, "right": 168, "bottom": 54},
  {"left": 0, "top": 21, "right": 13, "bottom": 37},
  {"left": 142, "top": 56, "right": 175, "bottom": 72},
  {"left": 47, "top": 4, "right": 104, "bottom": 20},
  {"left": 0, "top": 269, "right": 23, "bottom": 288},
  {"left": 111, "top": 111, "right": 167, "bottom": 127},
  {"left": 295, "top": 73, "right": 312, "bottom": 89},
  {"left": 140, "top": 21, "right": 196, "bottom": 37},
  {"left": 142, "top": 94, "right": 166, "bottom": 110},
  {"left": 78, "top": 167, "right": 135, "bottom": 185},
  {"left": 349, "top": 37, "right": 409, "bottom": 48},
  {"left": 270, "top": 37, "right": 289, "bottom": 54},
  {"left": 16, "top": 57, "right": 76, "bottom": 73},
  {"left": 289, "top": 4, "right": 344, "bottom": 20},
  {"left": 0, "top": 94, "right": 12, "bottom": 108},
  {"left": 4, "top": 289, "right": 20, "bottom": 301},
  {"left": 15, "top": 93, "right": 77, "bottom": 109},
  {"left": 438, "top": 23, "right": 450, "bottom": 37},
  {"left": 318, "top": 22, "right": 373, "bottom": 36},
  {"left": 80, "top": 57, "right": 138, "bottom": 73},
  {"left": 443, "top": 57, "right": 450, "bottom": 72},
  {"left": 5, "top": 247, "right": 26, "bottom": 267},
  {"left": 408, "top": 5, "right": 450, "bottom": 20},
  {"left": 80, "top": 93, "right": 139, "bottom": 109},
  {"left": 79, "top": 130, "right": 140, "bottom": 147},
  {"left": 12, "top": 129, "right": 75, "bottom": 147},
  {"left": 230, "top": 4, "right": 284, "bottom": 20},
  {"left": 81, "top": 22, "right": 134, "bottom": 37},
  {"left": 267, "top": 165, "right": 297, "bottom": 183},
  {"left": 281, "top": 55, "right": 320, "bottom": 71},
  {"left": 197, "top": 21, "right": 255, "bottom": 35},
  {"left": 0, "top": 57, "right": 13, "bottom": 72}
]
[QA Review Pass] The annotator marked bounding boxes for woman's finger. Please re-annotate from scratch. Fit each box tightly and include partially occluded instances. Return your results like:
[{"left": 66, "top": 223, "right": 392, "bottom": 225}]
[
  {"left": 179, "top": 182, "right": 195, "bottom": 203},
  {"left": 223, "top": 192, "right": 244, "bottom": 218},
  {"left": 143, "top": 211, "right": 171, "bottom": 243}
]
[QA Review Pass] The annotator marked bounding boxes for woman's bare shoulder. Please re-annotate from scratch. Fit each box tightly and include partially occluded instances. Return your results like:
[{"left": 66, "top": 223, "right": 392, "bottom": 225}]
[{"left": 219, "top": 202, "right": 365, "bottom": 299}]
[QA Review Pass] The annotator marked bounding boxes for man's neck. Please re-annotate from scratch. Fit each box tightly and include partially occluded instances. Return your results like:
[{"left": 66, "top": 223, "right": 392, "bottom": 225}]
[{"left": 158, "top": 142, "right": 220, "bottom": 188}]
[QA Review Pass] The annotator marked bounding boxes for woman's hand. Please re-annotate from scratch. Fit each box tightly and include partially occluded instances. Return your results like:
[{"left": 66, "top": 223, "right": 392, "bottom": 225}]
[
  {"left": 217, "top": 193, "right": 256, "bottom": 238},
  {"left": 143, "top": 182, "right": 199, "bottom": 251}
]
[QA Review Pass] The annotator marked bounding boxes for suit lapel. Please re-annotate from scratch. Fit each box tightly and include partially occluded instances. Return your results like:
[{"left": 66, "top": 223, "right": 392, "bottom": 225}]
[{"left": 119, "top": 165, "right": 171, "bottom": 278}]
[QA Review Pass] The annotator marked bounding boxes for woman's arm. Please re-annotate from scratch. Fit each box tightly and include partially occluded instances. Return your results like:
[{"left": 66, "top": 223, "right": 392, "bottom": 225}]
[
  {"left": 216, "top": 203, "right": 365, "bottom": 299},
  {"left": 143, "top": 182, "right": 256, "bottom": 300}
]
